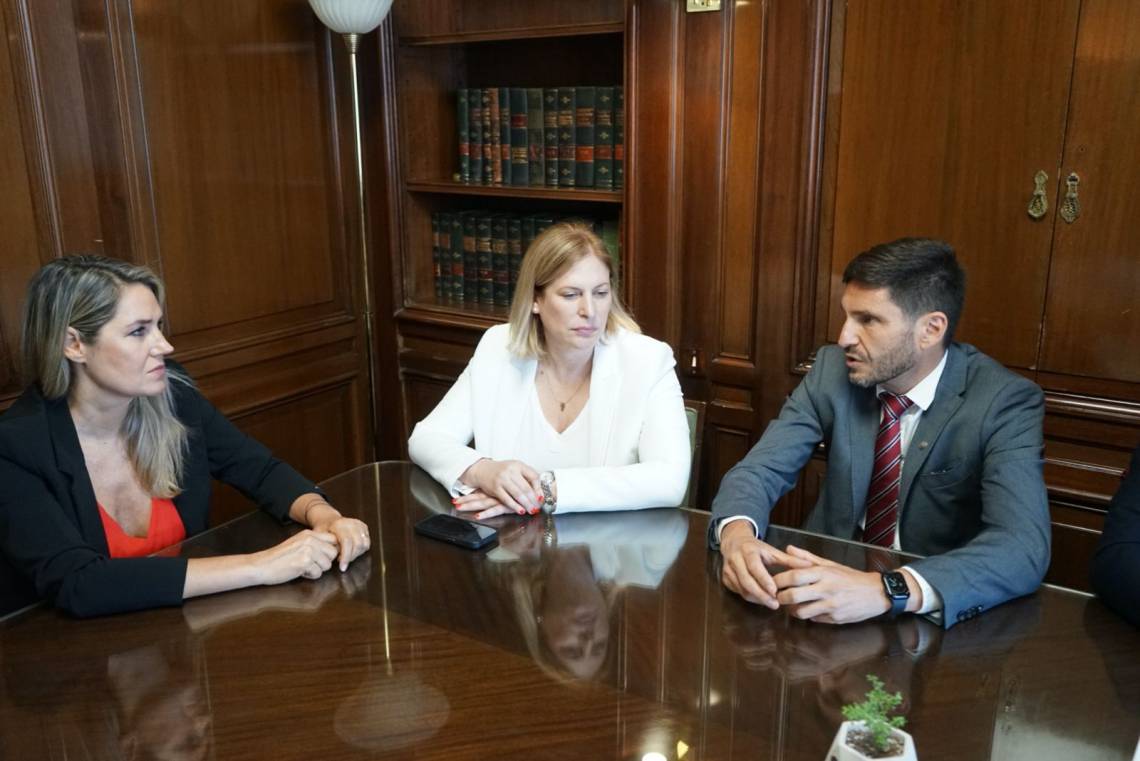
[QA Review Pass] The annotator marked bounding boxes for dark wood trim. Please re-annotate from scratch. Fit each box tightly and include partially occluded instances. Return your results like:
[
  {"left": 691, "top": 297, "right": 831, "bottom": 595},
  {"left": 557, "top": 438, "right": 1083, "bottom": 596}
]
[
  {"left": 399, "top": 22, "right": 624, "bottom": 46},
  {"left": 788, "top": 0, "right": 832, "bottom": 373},
  {"left": 104, "top": 0, "right": 160, "bottom": 268},
  {"left": 3, "top": 0, "right": 64, "bottom": 261},
  {"left": 406, "top": 179, "right": 622, "bottom": 203}
]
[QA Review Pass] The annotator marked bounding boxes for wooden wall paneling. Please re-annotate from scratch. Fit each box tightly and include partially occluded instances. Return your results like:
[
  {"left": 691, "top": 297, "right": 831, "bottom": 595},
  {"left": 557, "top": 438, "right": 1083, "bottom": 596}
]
[
  {"left": 208, "top": 381, "right": 364, "bottom": 525},
  {"left": 394, "top": 0, "right": 625, "bottom": 42},
  {"left": 128, "top": 1, "right": 351, "bottom": 339},
  {"left": 626, "top": 0, "right": 683, "bottom": 347},
  {"left": 1038, "top": 0, "right": 1140, "bottom": 384},
  {"left": 10, "top": 0, "right": 106, "bottom": 256},
  {"left": 67, "top": 1, "right": 372, "bottom": 507},
  {"left": 684, "top": 0, "right": 830, "bottom": 513},
  {"left": 815, "top": 0, "right": 1081, "bottom": 370},
  {"left": 365, "top": 19, "right": 406, "bottom": 461},
  {"left": 0, "top": 3, "right": 44, "bottom": 401}
]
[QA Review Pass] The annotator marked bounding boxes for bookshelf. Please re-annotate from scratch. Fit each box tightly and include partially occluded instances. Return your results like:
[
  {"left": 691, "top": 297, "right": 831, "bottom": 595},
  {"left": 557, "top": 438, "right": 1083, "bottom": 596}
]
[{"left": 388, "top": 0, "right": 628, "bottom": 327}]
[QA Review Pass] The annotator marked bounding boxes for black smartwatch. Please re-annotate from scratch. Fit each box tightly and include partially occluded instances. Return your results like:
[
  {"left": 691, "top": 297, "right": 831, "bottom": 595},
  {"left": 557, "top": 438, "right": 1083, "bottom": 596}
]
[{"left": 881, "top": 571, "right": 910, "bottom": 617}]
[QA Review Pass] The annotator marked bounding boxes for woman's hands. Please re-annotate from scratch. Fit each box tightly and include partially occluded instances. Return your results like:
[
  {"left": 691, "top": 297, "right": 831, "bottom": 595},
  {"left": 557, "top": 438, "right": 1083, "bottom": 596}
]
[
  {"left": 457, "top": 459, "right": 544, "bottom": 518},
  {"left": 288, "top": 494, "right": 371, "bottom": 571},
  {"left": 250, "top": 530, "right": 340, "bottom": 585}
]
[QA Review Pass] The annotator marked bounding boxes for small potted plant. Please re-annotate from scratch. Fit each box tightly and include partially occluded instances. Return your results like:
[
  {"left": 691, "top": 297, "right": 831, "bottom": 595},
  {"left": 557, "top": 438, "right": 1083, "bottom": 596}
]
[{"left": 827, "top": 675, "right": 917, "bottom": 761}]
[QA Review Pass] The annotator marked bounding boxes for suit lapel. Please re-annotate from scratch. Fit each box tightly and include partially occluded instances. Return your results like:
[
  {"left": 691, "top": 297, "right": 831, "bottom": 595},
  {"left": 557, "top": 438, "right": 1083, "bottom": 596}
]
[
  {"left": 491, "top": 354, "right": 537, "bottom": 460},
  {"left": 586, "top": 338, "right": 620, "bottom": 465},
  {"left": 899, "top": 344, "right": 967, "bottom": 509},
  {"left": 44, "top": 396, "right": 109, "bottom": 554},
  {"left": 848, "top": 385, "right": 881, "bottom": 527}
]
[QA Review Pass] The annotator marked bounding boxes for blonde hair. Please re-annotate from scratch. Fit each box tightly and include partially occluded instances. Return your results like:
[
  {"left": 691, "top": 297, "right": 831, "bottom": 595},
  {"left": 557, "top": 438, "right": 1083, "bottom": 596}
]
[
  {"left": 21, "top": 256, "right": 188, "bottom": 498},
  {"left": 507, "top": 222, "right": 639, "bottom": 358}
]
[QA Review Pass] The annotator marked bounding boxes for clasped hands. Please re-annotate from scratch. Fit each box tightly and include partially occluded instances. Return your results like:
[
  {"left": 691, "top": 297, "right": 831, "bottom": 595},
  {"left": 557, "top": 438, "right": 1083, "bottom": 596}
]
[
  {"left": 719, "top": 521, "right": 920, "bottom": 624},
  {"left": 454, "top": 458, "right": 546, "bottom": 520}
]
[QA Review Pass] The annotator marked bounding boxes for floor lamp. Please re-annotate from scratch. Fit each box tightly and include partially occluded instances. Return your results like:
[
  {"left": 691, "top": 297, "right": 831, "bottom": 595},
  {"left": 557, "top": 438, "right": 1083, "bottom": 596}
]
[
  {"left": 307, "top": 0, "right": 394, "bottom": 461},
  {"left": 308, "top": 0, "right": 396, "bottom": 667}
]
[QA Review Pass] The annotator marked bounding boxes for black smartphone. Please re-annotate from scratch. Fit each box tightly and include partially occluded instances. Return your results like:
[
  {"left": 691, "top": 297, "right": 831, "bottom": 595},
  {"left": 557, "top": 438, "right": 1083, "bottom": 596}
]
[{"left": 414, "top": 513, "right": 499, "bottom": 550}]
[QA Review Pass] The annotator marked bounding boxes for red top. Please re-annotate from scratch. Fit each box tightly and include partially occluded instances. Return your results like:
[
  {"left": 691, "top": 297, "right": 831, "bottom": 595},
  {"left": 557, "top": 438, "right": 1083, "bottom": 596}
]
[{"left": 97, "top": 498, "right": 187, "bottom": 558}]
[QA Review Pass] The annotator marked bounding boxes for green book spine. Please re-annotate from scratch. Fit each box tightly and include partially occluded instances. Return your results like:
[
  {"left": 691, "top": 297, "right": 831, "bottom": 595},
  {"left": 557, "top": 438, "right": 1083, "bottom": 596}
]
[
  {"left": 507, "top": 216, "right": 523, "bottom": 302},
  {"left": 483, "top": 88, "right": 497, "bottom": 185},
  {"left": 492, "top": 215, "right": 510, "bottom": 307},
  {"left": 468, "top": 89, "right": 483, "bottom": 185},
  {"left": 446, "top": 214, "right": 460, "bottom": 303},
  {"left": 614, "top": 86, "right": 624, "bottom": 190},
  {"left": 527, "top": 88, "right": 545, "bottom": 187},
  {"left": 575, "top": 86, "right": 596, "bottom": 188},
  {"left": 432, "top": 212, "right": 443, "bottom": 299},
  {"left": 457, "top": 89, "right": 470, "bottom": 183},
  {"left": 557, "top": 87, "right": 576, "bottom": 187},
  {"left": 543, "top": 88, "right": 560, "bottom": 187},
  {"left": 499, "top": 86, "right": 511, "bottom": 186},
  {"left": 463, "top": 212, "right": 479, "bottom": 301},
  {"left": 521, "top": 214, "right": 537, "bottom": 258},
  {"left": 594, "top": 87, "right": 614, "bottom": 191},
  {"left": 477, "top": 213, "right": 494, "bottom": 304},
  {"left": 509, "top": 88, "right": 529, "bottom": 187}
]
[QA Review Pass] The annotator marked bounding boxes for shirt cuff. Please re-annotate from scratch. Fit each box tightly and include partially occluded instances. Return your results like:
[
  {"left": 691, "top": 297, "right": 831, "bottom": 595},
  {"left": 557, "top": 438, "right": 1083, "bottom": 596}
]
[
  {"left": 902, "top": 564, "right": 943, "bottom": 617},
  {"left": 449, "top": 480, "right": 476, "bottom": 498},
  {"left": 715, "top": 515, "right": 759, "bottom": 544}
]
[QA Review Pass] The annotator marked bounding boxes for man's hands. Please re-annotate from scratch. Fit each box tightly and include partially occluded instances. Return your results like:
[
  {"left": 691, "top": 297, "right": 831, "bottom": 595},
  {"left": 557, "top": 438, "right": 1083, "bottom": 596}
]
[
  {"left": 720, "top": 523, "right": 923, "bottom": 624},
  {"left": 719, "top": 521, "right": 813, "bottom": 609}
]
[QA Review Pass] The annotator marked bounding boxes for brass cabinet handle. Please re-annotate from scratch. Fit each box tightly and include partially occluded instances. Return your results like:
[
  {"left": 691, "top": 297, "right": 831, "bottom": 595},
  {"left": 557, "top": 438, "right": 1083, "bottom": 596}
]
[
  {"left": 1027, "top": 170, "right": 1049, "bottom": 220},
  {"left": 1060, "top": 172, "right": 1081, "bottom": 224}
]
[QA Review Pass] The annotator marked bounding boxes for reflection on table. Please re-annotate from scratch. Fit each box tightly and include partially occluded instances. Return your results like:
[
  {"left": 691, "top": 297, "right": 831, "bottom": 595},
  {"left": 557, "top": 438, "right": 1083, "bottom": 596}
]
[{"left": 1, "top": 462, "right": 1136, "bottom": 761}]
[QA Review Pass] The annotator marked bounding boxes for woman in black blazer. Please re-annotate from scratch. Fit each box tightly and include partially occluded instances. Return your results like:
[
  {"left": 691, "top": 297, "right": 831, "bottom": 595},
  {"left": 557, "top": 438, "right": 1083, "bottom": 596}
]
[{"left": 0, "top": 256, "right": 370, "bottom": 617}]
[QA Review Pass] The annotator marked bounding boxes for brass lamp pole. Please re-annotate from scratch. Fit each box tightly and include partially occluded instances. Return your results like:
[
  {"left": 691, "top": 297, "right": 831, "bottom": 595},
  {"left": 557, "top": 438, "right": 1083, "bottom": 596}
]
[{"left": 307, "top": 0, "right": 394, "bottom": 460}]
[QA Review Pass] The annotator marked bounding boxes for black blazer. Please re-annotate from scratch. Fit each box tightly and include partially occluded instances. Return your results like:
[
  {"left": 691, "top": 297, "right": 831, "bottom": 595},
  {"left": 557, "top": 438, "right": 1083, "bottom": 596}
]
[
  {"left": 1092, "top": 443, "right": 1140, "bottom": 627},
  {"left": 0, "top": 370, "right": 319, "bottom": 617}
]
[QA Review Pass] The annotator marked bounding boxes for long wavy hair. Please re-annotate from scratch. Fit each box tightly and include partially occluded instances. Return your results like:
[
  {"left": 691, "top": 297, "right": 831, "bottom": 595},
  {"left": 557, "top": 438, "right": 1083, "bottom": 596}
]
[{"left": 21, "top": 256, "right": 188, "bottom": 497}]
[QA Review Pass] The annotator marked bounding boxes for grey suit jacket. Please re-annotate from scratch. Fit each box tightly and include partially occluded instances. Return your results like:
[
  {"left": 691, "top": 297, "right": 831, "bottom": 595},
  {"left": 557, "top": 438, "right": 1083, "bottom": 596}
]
[{"left": 709, "top": 343, "right": 1051, "bottom": 628}]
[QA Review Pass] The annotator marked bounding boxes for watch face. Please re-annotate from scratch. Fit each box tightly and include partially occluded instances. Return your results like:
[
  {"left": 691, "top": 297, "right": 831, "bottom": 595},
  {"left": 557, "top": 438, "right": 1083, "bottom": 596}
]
[{"left": 883, "top": 572, "right": 909, "bottom": 598}]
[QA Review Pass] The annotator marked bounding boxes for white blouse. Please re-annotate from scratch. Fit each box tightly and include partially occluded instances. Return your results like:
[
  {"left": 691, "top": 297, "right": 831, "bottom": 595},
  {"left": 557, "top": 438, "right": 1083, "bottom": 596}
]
[{"left": 518, "top": 383, "right": 592, "bottom": 473}]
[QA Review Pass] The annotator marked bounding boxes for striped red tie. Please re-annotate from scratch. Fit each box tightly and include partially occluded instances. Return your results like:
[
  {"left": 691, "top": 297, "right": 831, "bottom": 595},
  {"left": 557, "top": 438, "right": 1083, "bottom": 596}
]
[{"left": 862, "top": 391, "right": 913, "bottom": 547}]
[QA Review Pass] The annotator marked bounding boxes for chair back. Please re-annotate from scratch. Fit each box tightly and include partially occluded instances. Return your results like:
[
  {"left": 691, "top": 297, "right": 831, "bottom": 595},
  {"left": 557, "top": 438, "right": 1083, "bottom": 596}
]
[{"left": 682, "top": 399, "right": 706, "bottom": 508}]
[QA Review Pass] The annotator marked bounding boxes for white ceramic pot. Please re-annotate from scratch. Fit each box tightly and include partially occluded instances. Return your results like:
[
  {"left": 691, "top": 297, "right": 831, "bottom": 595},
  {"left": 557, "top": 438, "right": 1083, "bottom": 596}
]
[{"left": 826, "top": 721, "right": 917, "bottom": 761}]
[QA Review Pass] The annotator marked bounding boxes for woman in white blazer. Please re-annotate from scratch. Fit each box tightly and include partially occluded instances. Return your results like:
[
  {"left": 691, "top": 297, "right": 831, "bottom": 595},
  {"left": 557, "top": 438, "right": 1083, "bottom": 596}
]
[{"left": 408, "top": 222, "right": 690, "bottom": 519}]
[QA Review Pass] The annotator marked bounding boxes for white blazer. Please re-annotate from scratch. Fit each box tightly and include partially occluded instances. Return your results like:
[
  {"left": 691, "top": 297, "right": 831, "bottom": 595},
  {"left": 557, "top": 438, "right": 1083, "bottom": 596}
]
[{"left": 408, "top": 324, "right": 691, "bottom": 512}]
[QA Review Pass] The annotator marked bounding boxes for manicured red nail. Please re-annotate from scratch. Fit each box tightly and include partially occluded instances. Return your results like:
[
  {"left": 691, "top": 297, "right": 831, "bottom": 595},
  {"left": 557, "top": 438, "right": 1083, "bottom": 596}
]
[
  {"left": 529, "top": 507, "right": 539, "bottom": 515},
  {"left": 537, "top": 495, "right": 545, "bottom": 503}
]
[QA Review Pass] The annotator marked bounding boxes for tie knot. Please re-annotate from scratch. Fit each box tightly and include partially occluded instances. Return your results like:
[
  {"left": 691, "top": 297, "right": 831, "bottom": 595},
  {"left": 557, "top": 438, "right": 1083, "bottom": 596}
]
[{"left": 879, "top": 391, "right": 912, "bottom": 419}]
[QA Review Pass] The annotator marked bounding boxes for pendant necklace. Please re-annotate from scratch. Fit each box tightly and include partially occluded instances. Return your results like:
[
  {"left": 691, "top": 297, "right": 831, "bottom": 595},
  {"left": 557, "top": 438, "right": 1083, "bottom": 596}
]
[{"left": 542, "top": 363, "right": 591, "bottom": 413}]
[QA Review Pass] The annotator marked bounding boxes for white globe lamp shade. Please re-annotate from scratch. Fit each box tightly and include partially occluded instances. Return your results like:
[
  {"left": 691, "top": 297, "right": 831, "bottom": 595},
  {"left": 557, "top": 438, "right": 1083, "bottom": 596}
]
[{"left": 307, "top": 0, "right": 394, "bottom": 35}]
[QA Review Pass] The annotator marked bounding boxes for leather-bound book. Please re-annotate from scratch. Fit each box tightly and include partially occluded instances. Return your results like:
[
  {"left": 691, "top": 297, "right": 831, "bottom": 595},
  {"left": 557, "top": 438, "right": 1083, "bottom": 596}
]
[
  {"left": 468, "top": 89, "right": 483, "bottom": 185},
  {"left": 462, "top": 211, "right": 479, "bottom": 302},
  {"left": 614, "top": 86, "right": 624, "bottom": 190},
  {"left": 507, "top": 216, "right": 523, "bottom": 301},
  {"left": 499, "top": 86, "right": 511, "bottom": 186},
  {"left": 527, "top": 88, "right": 545, "bottom": 187},
  {"left": 477, "top": 213, "right": 495, "bottom": 304},
  {"left": 594, "top": 87, "right": 614, "bottom": 191},
  {"left": 492, "top": 214, "right": 510, "bottom": 307},
  {"left": 432, "top": 212, "right": 444, "bottom": 299},
  {"left": 509, "top": 88, "right": 529, "bottom": 187},
  {"left": 543, "top": 88, "right": 560, "bottom": 187},
  {"left": 557, "top": 87, "right": 576, "bottom": 187},
  {"left": 457, "top": 88, "right": 470, "bottom": 183},
  {"left": 575, "top": 86, "right": 596, "bottom": 188},
  {"left": 485, "top": 88, "right": 500, "bottom": 185}
]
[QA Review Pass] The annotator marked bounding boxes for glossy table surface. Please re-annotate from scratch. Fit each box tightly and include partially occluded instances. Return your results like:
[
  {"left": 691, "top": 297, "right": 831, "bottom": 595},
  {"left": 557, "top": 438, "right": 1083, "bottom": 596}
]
[{"left": 1, "top": 462, "right": 1137, "bottom": 760}]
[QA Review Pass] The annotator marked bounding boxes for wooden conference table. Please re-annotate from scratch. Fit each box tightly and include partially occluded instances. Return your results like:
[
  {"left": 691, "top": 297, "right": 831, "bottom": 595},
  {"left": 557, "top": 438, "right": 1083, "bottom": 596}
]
[{"left": 1, "top": 462, "right": 1137, "bottom": 760}]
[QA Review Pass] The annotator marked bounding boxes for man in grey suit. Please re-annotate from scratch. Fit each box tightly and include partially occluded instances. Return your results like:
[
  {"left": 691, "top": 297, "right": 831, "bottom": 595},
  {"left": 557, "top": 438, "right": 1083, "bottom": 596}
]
[{"left": 710, "top": 238, "right": 1050, "bottom": 628}]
